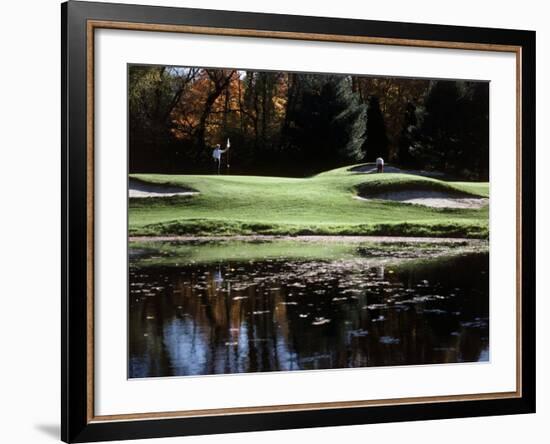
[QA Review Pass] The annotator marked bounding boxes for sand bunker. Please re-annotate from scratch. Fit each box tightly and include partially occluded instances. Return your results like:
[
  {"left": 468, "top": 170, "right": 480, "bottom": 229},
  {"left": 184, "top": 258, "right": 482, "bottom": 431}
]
[
  {"left": 355, "top": 190, "right": 488, "bottom": 209},
  {"left": 129, "top": 179, "right": 198, "bottom": 198}
]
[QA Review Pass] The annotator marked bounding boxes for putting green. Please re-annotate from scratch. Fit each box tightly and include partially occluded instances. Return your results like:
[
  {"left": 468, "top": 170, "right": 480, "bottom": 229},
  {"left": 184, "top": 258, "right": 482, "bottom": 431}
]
[{"left": 129, "top": 164, "right": 489, "bottom": 238}]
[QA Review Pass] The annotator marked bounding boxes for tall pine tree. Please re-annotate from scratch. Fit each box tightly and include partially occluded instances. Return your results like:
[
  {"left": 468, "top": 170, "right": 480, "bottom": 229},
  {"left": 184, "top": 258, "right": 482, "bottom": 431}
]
[
  {"left": 397, "top": 101, "right": 419, "bottom": 167},
  {"left": 409, "top": 80, "right": 489, "bottom": 179},
  {"left": 282, "top": 75, "right": 367, "bottom": 172},
  {"left": 330, "top": 78, "right": 368, "bottom": 161},
  {"left": 364, "top": 96, "right": 388, "bottom": 161}
]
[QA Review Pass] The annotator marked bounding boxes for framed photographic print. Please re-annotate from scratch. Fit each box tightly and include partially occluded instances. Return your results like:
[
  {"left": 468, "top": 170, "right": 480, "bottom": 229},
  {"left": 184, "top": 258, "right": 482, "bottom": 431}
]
[{"left": 61, "top": 1, "right": 536, "bottom": 442}]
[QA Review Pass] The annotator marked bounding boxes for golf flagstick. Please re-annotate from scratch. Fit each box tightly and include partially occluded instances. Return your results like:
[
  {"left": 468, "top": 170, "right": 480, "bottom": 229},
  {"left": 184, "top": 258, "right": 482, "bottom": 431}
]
[{"left": 226, "top": 138, "right": 231, "bottom": 171}]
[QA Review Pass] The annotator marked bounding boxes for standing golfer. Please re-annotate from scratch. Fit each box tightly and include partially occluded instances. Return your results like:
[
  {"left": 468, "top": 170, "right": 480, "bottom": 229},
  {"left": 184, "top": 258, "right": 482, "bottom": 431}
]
[
  {"left": 376, "top": 157, "right": 384, "bottom": 173},
  {"left": 212, "top": 142, "right": 229, "bottom": 174}
]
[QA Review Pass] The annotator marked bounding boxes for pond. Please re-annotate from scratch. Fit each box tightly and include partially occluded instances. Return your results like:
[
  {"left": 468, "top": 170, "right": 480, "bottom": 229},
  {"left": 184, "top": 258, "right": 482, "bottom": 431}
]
[{"left": 128, "top": 240, "right": 489, "bottom": 378}]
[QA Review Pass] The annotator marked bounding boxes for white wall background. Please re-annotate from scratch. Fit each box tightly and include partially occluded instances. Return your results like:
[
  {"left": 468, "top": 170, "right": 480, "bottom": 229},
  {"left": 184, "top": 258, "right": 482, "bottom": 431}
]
[{"left": 0, "top": 1, "right": 547, "bottom": 443}]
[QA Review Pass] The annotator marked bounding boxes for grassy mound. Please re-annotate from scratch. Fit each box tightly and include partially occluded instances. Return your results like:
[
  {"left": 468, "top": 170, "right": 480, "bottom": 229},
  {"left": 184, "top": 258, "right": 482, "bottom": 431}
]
[{"left": 129, "top": 165, "right": 489, "bottom": 238}]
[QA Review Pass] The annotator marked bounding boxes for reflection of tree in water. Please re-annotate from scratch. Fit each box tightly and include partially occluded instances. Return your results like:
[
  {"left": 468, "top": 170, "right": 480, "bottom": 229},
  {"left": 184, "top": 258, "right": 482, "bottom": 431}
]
[{"left": 129, "top": 254, "right": 489, "bottom": 378}]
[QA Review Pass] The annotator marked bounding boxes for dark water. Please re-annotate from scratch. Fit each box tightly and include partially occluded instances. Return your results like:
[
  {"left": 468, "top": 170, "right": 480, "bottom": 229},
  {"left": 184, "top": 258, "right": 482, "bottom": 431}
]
[{"left": 129, "top": 251, "right": 489, "bottom": 378}]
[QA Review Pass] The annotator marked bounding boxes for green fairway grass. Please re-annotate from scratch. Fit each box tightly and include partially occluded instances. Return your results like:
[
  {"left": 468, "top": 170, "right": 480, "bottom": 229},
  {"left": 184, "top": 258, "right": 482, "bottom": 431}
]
[{"left": 129, "top": 164, "right": 489, "bottom": 238}]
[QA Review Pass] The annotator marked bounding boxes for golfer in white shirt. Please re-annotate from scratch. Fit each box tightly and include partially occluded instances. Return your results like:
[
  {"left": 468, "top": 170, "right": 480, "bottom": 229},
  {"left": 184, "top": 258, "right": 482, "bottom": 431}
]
[{"left": 212, "top": 143, "right": 229, "bottom": 174}]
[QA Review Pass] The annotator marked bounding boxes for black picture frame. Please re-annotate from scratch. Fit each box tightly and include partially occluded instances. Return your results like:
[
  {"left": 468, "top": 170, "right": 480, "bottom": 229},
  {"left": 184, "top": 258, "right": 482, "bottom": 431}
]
[{"left": 62, "top": 1, "right": 536, "bottom": 442}]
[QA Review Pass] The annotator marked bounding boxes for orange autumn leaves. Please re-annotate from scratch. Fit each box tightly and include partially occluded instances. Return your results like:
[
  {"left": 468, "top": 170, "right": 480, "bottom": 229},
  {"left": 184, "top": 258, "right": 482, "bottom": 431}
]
[{"left": 170, "top": 69, "right": 290, "bottom": 148}]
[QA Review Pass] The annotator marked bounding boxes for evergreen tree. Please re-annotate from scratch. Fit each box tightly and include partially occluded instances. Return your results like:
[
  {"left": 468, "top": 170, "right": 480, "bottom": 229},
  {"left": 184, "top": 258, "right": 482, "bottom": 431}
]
[
  {"left": 409, "top": 80, "right": 489, "bottom": 179},
  {"left": 397, "top": 101, "right": 419, "bottom": 167},
  {"left": 330, "top": 78, "right": 368, "bottom": 161},
  {"left": 283, "top": 75, "right": 366, "bottom": 172},
  {"left": 462, "top": 82, "right": 489, "bottom": 179},
  {"left": 411, "top": 80, "right": 462, "bottom": 172},
  {"left": 364, "top": 96, "right": 388, "bottom": 161}
]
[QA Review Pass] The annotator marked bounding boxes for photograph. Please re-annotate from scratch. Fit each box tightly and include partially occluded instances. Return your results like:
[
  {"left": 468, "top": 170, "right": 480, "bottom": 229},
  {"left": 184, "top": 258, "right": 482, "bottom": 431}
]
[{"left": 127, "top": 65, "right": 490, "bottom": 378}]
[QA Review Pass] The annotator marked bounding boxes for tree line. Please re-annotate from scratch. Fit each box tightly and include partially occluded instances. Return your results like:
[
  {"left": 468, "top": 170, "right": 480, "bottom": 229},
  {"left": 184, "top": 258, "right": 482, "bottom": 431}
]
[{"left": 129, "top": 65, "right": 489, "bottom": 179}]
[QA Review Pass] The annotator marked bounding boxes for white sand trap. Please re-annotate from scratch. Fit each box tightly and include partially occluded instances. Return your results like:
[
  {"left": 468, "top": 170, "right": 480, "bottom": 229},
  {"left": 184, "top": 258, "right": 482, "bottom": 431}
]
[
  {"left": 355, "top": 190, "right": 488, "bottom": 209},
  {"left": 129, "top": 179, "right": 198, "bottom": 198}
]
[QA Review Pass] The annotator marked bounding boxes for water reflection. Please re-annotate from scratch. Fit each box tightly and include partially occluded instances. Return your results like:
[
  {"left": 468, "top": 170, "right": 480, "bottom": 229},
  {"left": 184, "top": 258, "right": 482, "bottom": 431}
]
[{"left": 129, "top": 250, "right": 489, "bottom": 378}]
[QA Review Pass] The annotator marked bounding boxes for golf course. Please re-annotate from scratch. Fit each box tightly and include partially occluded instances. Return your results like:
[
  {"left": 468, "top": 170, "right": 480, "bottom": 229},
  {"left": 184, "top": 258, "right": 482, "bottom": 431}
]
[
  {"left": 128, "top": 164, "right": 491, "bottom": 378},
  {"left": 127, "top": 68, "right": 493, "bottom": 377},
  {"left": 129, "top": 163, "right": 488, "bottom": 239}
]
